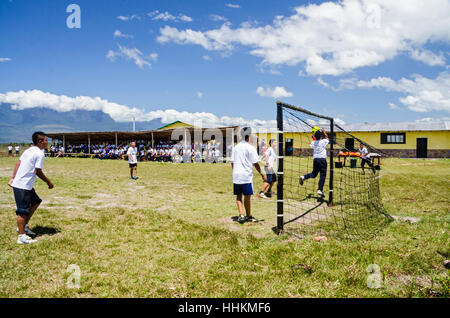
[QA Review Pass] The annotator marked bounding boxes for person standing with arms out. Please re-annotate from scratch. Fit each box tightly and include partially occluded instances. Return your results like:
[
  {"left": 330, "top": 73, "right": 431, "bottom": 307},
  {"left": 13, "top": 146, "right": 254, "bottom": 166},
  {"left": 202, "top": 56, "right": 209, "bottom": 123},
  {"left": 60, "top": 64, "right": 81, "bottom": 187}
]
[
  {"left": 258, "top": 139, "right": 277, "bottom": 198},
  {"left": 127, "top": 141, "right": 139, "bottom": 180},
  {"left": 299, "top": 127, "right": 329, "bottom": 197},
  {"left": 232, "top": 127, "right": 267, "bottom": 224},
  {"left": 8, "top": 132, "right": 54, "bottom": 244}
]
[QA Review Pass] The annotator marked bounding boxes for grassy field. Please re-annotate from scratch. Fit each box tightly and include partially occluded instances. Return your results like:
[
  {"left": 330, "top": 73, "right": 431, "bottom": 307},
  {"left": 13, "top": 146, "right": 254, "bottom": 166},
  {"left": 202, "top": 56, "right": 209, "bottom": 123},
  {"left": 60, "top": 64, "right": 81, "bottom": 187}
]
[{"left": 0, "top": 156, "right": 448, "bottom": 297}]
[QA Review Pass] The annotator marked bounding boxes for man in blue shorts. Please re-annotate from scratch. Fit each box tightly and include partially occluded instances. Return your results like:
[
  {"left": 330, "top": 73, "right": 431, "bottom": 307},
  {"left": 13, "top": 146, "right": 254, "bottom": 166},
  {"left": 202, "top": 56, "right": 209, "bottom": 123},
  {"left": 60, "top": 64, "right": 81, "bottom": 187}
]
[
  {"left": 8, "top": 132, "right": 54, "bottom": 244},
  {"left": 231, "top": 127, "right": 266, "bottom": 224}
]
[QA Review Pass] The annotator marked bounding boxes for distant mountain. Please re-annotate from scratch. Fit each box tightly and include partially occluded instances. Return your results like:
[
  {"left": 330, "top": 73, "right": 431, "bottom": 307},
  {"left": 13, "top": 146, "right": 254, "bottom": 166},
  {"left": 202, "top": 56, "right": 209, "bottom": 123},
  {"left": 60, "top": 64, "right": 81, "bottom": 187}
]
[{"left": 0, "top": 103, "right": 163, "bottom": 143}]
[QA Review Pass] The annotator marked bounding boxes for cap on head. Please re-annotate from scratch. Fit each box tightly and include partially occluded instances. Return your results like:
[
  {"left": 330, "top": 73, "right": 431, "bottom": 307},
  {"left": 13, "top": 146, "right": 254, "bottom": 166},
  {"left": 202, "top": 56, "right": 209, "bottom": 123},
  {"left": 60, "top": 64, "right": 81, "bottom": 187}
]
[{"left": 312, "top": 126, "right": 320, "bottom": 134}]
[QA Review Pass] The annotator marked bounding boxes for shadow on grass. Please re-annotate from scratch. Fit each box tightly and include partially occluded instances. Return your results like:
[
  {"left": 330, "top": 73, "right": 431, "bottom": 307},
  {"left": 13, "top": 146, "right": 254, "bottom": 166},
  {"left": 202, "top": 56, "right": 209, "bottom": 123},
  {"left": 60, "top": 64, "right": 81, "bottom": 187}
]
[
  {"left": 230, "top": 216, "right": 265, "bottom": 223},
  {"left": 31, "top": 226, "right": 61, "bottom": 237}
]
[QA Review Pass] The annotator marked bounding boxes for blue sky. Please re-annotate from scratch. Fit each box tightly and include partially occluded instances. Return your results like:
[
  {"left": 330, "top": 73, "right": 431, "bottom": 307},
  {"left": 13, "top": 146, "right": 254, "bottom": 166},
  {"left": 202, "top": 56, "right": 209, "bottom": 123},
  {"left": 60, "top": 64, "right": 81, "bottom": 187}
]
[{"left": 0, "top": 0, "right": 449, "bottom": 127}]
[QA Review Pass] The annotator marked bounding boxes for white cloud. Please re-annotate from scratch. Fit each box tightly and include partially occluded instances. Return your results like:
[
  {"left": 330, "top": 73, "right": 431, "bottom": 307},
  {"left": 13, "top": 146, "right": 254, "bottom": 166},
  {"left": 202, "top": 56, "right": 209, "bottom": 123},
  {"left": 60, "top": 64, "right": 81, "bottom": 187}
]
[
  {"left": 256, "top": 86, "right": 293, "bottom": 99},
  {"left": 210, "top": 14, "right": 228, "bottom": 22},
  {"left": 410, "top": 49, "right": 446, "bottom": 66},
  {"left": 226, "top": 3, "right": 240, "bottom": 9},
  {"left": 0, "top": 58, "right": 12, "bottom": 62},
  {"left": 149, "top": 53, "right": 158, "bottom": 62},
  {"left": 388, "top": 102, "right": 400, "bottom": 110},
  {"left": 178, "top": 14, "right": 193, "bottom": 22},
  {"left": 338, "top": 71, "right": 450, "bottom": 113},
  {"left": 317, "top": 78, "right": 330, "bottom": 88},
  {"left": 107, "top": 45, "right": 154, "bottom": 69},
  {"left": 117, "top": 14, "right": 140, "bottom": 21},
  {"left": 197, "top": 92, "right": 203, "bottom": 98},
  {"left": 202, "top": 55, "right": 213, "bottom": 61},
  {"left": 0, "top": 89, "right": 276, "bottom": 128},
  {"left": 153, "top": 11, "right": 177, "bottom": 21},
  {"left": 157, "top": 0, "right": 450, "bottom": 76},
  {"left": 152, "top": 11, "right": 193, "bottom": 22},
  {"left": 113, "top": 30, "right": 133, "bottom": 39}
]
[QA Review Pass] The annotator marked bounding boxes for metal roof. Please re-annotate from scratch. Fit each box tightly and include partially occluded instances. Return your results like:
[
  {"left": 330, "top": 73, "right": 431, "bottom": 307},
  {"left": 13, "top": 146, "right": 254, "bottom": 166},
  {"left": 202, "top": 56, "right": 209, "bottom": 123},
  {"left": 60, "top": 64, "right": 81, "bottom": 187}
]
[
  {"left": 339, "top": 120, "right": 450, "bottom": 132},
  {"left": 279, "top": 120, "right": 450, "bottom": 133}
]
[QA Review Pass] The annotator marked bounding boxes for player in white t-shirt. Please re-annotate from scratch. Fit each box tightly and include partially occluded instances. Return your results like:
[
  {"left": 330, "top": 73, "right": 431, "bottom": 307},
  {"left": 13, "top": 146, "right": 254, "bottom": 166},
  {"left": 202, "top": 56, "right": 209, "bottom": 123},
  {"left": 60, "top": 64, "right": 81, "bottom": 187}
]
[
  {"left": 15, "top": 145, "right": 20, "bottom": 156},
  {"left": 231, "top": 128, "right": 267, "bottom": 224},
  {"left": 258, "top": 139, "right": 277, "bottom": 198},
  {"left": 8, "top": 145, "right": 13, "bottom": 156},
  {"left": 359, "top": 143, "right": 376, "bottom": 174},
  {"left": 127, "top": 141, "right": 139, "bottom": 180},
  {"left": 299, "top": 127, "right": 329, "bottom": 197},
  {"left": 8, "top": 132, "right": 54, "bottom": 245}
]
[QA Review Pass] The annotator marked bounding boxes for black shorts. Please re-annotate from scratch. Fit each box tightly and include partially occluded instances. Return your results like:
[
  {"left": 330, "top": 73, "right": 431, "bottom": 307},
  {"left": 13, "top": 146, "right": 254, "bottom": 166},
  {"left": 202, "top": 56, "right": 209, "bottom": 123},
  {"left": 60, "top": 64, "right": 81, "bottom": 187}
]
[
  {"left": 129, "top": 163, "right": 137, "bottom": 168},
  {"left": 361, "top": 158, "right": 373, "bottom": 167},
  {"left": 233, "top": 183, "right": 254, "bottom": 196},
  {"left": 13, "top": 187, "right": 42, "bottom": 215},
  {"left": 266, "top": 173, "right": 277, "bottom": 184}
]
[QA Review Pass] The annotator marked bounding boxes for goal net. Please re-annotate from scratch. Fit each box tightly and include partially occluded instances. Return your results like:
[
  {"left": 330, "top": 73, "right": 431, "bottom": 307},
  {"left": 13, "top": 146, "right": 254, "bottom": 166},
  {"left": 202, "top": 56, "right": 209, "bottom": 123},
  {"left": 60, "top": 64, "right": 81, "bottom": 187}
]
[{"left": 276, "top": 102, "right": 393, "bottom": 240}]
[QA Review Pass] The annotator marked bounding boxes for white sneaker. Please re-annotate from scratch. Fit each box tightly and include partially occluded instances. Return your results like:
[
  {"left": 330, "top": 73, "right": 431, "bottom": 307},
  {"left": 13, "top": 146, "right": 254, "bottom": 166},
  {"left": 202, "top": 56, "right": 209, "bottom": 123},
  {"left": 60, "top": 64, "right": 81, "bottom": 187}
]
[
  {"left": 17, "top": 234, "right": 37, "bottom": 244},
  {"left": 16, "top": 225, "right": 36, "bottom": 236},
  {"left": 317, "top": 190, "right": 325, "bottom": 197},
  {"left": 299, "top": 176, "right": 304, "bottom": 185},
  {"left": 258, "top": 192, "right": 268, "bottom": 198}
]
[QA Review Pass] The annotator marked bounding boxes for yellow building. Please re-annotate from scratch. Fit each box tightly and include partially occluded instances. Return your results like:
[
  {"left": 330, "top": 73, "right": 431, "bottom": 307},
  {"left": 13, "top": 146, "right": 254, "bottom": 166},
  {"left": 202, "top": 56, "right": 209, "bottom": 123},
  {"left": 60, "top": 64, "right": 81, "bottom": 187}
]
[{"left": 257, "top": 121, "right": 450, "bottom": 158}]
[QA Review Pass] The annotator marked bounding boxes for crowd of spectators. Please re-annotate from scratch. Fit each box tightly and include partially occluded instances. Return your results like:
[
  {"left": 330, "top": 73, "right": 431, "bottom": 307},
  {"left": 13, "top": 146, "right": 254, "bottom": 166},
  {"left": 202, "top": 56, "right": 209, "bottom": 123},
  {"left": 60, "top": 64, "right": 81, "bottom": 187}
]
[{"left": 47, "top": 140, "right": 226, "bottom": 163}]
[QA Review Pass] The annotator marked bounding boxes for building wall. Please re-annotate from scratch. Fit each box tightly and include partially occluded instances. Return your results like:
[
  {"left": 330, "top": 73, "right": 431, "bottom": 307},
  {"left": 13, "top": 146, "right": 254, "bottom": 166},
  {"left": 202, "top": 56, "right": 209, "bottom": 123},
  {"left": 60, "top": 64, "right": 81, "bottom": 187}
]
[{"left": 256, "top": 130, "right": 450, "bottom": 158}]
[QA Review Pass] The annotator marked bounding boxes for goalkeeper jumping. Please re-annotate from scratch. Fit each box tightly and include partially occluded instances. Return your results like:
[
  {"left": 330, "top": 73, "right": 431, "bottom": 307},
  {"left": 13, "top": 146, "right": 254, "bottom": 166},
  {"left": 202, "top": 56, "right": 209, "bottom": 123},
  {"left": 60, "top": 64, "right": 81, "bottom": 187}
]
[{"left": 299, "top": 126, "right": 329, "bottom": 197}]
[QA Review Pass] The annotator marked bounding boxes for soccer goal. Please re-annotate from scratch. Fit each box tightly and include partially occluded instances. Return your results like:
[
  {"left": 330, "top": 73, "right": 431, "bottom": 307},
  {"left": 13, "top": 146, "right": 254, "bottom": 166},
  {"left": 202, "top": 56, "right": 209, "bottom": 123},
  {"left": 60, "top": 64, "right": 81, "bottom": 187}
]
[{"left": 276, "top": 101, "right": 393, "bottom": 240}]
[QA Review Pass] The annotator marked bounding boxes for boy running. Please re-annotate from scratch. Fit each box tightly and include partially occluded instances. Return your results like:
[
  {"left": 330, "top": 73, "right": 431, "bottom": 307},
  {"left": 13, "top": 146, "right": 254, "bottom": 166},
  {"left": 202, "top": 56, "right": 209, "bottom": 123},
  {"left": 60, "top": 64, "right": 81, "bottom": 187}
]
[
  {"left": 299, "top": 127, "right": 329, "bottom": 197},
  {"left": 359, "top": 143, "right": 376, "bottom": 174},
  {"left": 127, "top": 141, "right": 139, "bottom": 180},
  {"left": 258, "top": 139, "right": 277, "bottom": 198},
  {"left": 8, "top": 132, "right": 54, "bottom": 244},
  {"left": 231, "top": 127, "right": 267, "bottom": 224}
]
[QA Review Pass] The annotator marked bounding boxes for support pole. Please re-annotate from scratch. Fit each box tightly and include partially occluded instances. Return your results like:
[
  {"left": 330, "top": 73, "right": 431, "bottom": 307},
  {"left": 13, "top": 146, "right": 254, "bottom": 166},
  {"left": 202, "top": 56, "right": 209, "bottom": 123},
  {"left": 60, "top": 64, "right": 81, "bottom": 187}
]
[
  {"left": 328, "top": 119, "right": 334, "bottom": 207},
  {"left": 151, "top": 132, "right": 154, "bottom": 148},
  {"left": 115, "top": 132, "right": 118, "bottom": 149},
  {"left": 88, "top": 134, "right": 91, "bottom": 155},
  {"left": 63, "top": 135, "right": 65, "bottom": 157},
  {"left": 276, "top": 101, "right": 284, "bottom": 234}
]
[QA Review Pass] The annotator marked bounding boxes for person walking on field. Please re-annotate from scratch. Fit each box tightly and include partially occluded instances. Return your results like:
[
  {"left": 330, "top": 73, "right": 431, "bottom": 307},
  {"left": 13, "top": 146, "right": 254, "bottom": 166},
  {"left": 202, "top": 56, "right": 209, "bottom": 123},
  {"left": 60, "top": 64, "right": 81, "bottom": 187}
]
[
  {"left": 127, "top": 141, "right": 139, "bottom": 180},
  {"left": 8, "top": 131, "right": 54, "bottom": 245},
  {"left": 299, "top": 127, "right": 329, "bottom": 197},
  {"left": 231, "top": 127, "right": 267, "bottom": 224},
  {"left": 258, "top": 139, "right": 277, "bottom": 198}
]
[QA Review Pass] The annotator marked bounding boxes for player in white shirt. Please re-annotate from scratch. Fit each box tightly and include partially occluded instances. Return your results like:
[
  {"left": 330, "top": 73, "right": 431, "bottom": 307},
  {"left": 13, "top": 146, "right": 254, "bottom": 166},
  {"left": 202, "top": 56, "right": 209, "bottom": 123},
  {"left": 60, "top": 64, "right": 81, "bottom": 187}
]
[
  {"left": 8, "top": 145, "right": 13, "bottom": 156},
  {"left": 231, "top": 128, "right": 266, "bottom": 224},
  {"left": 15, "top": 145, "right": 20, "bottom": 156},
  {"left": 258, "top": 139, "right": 277, "bottom": 198},
  {"left": 127, "top": 141, "right": 139, "bottom": 180},
  {"left": 299, "top": 127, "right": 329, "bottom": 197},
  {"left": 359, "top": 143, "right": 376, "bottom": 174},
  {"left": 8, "top": 132, "right": 54, "bottom": 244}
]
